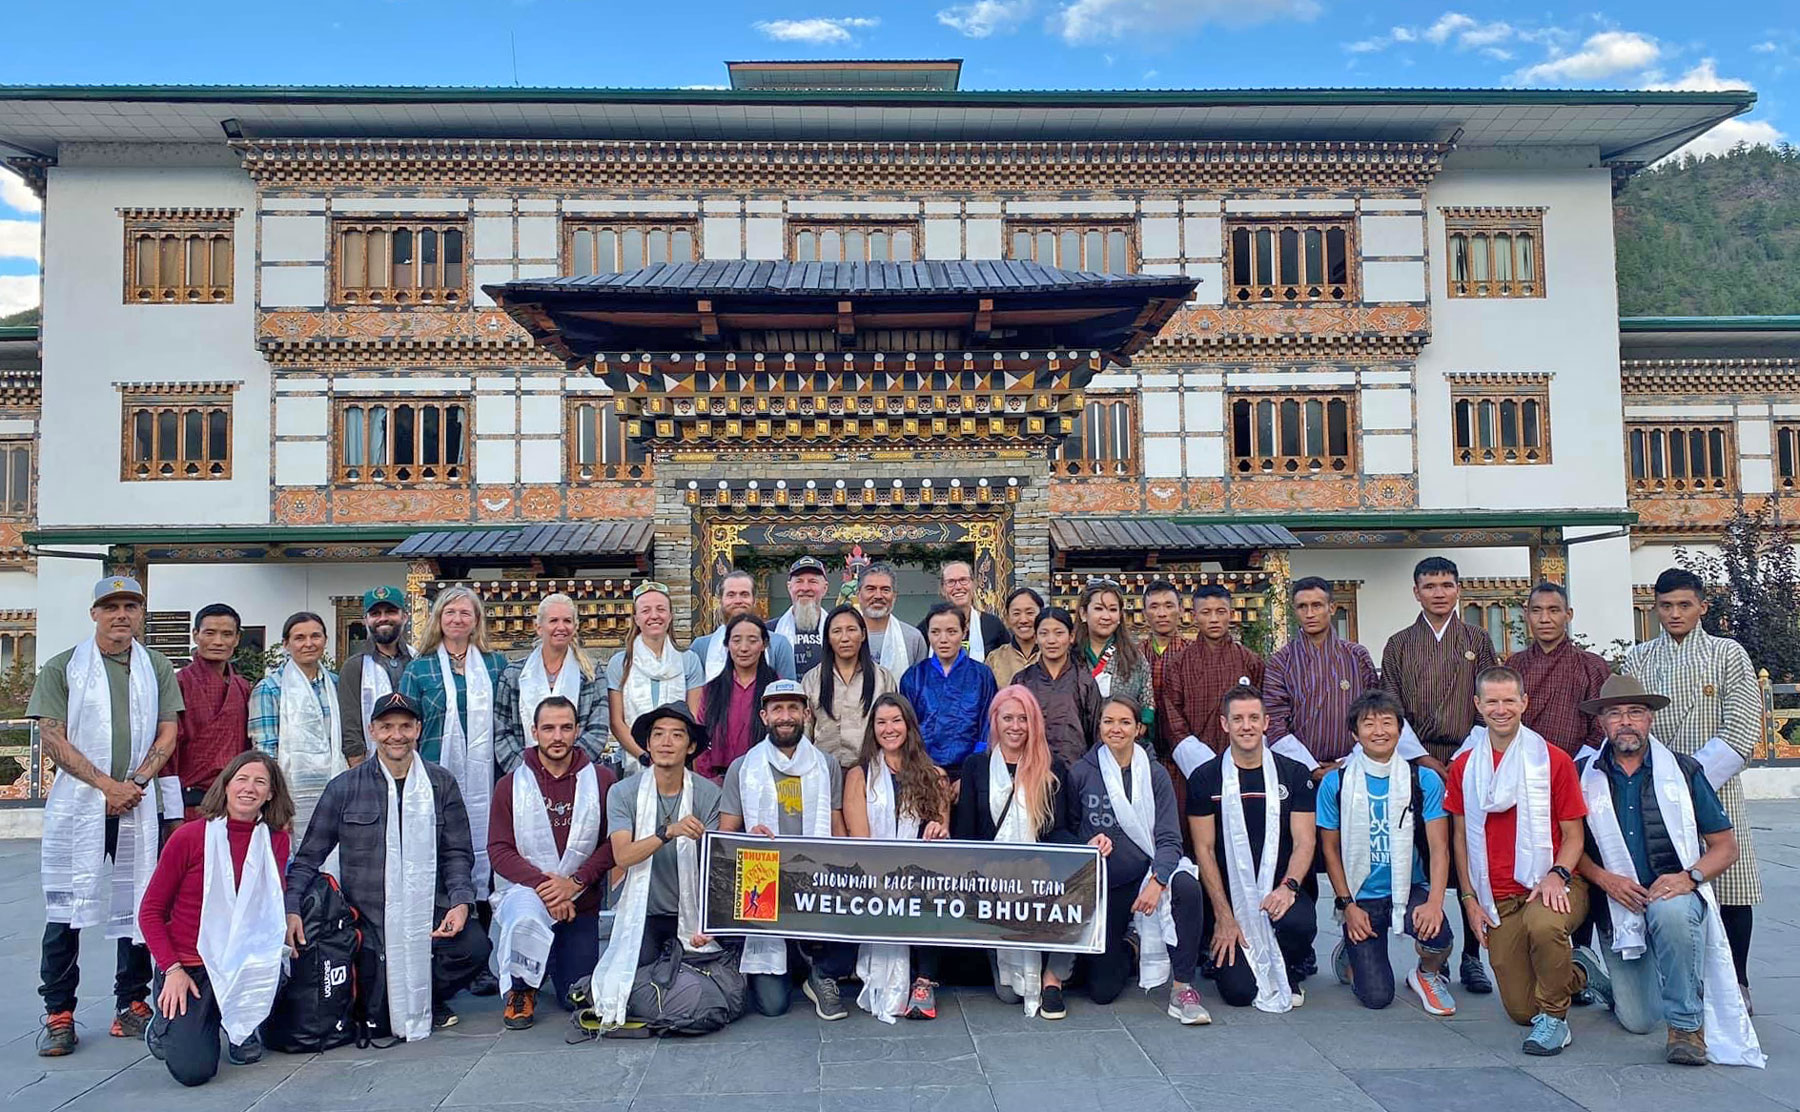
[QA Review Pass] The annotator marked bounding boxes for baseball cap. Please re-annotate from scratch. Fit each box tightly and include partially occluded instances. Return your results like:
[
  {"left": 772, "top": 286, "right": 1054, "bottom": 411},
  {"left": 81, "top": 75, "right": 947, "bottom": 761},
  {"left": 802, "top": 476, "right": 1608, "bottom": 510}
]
[
  {"left": 761, "top": 678, "right": 809, "bottom": 706},
  {"left": 787, "top": 556, "right": 828, "bottom": 578},
  {"left": 92, "top": 576, "right": 146, "bottom": 605},
  {"left": 370, "top": 692, "right": 422, "bottom": 721},
  {"left": 363, "top": 585, "right": 407, "bottom": 612}
]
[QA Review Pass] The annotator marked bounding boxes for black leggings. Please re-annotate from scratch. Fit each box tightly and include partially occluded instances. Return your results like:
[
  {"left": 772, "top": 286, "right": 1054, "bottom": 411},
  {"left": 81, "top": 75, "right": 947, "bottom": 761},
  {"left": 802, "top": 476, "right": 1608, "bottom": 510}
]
[
  {"left": 148, "top": 966, "right": 227, "bottom": 1088},
  {"left": 1720, "top": 905, "right": 1753, "bottom": 986},
  {"left": 1082, "top": 873, "right": 1204, "bottom": 1004}
]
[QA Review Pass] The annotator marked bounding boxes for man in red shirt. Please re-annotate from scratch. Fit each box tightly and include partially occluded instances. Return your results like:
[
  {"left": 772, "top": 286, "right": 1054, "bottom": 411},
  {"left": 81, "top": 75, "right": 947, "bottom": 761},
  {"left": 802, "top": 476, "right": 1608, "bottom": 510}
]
[
  {"left": 171, "top": 604, "right": 253, "bottom": 822},
  {"left": 1446, "top": 665, "right": 1590, "bottom": 1057}
]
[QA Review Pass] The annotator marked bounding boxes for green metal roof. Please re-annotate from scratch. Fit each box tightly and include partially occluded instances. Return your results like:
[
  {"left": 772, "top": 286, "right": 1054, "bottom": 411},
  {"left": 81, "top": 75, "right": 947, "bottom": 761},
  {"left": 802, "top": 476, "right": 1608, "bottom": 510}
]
[
  {"left": 26, "top": 525, "right": 423, "bottom": 546},
  {"left": 1620, "top": 316, "right": 1800, "bottom": 333},
  {"left": 0, "top": 327, "right": 37, "bottom": 342},
  {"left": 1173, "top": 509, "right": 1636, "bottom": 529}
]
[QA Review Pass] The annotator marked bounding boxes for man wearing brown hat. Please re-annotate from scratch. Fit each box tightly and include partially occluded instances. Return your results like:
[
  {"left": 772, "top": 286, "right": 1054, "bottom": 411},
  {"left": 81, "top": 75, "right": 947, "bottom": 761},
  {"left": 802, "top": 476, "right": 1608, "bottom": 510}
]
[{"left": 1571, "top": 674, "right": 1763, "bottom": 1067}]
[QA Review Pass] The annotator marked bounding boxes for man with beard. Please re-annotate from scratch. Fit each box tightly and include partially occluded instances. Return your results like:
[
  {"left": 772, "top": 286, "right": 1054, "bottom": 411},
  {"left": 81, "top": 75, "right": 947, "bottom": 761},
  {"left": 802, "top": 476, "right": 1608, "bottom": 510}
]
[
  {"left": 918, "top": 560, "right": 1007, "bottom": 663},
  {"left": 692, "top": 569, "right": 797, "bottom": 682},
  {"left": 338, "top": 586, "right": 415, "bottom": 769},
  {"left": 774, "top": 558, "right": 832, "bottom": 676},
  {"left": 858, "top": 562, "right": 926, "bottom": 678}
]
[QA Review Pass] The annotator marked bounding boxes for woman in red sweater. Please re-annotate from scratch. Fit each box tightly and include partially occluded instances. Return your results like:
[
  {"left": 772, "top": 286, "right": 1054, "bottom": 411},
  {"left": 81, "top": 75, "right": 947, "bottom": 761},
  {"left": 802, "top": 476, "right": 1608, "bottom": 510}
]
[{"left": 138, "top": 751, "right": 294, "bottom": 1086}]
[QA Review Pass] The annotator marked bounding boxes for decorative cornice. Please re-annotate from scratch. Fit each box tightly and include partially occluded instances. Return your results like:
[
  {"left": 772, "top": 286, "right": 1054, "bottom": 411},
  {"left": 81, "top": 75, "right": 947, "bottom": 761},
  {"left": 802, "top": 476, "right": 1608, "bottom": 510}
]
[
  {"left": 0, "top": 608, "right": 33, "bottom": 624},
  {"left": 682, "top": 475, "right": 1023, "bottom": 511},
  {"left": 0, "top": 372, "right": 41, "bottom": 409},
  {"left": 1150, "top": 332, "right": 1426, "bottom": 360},
  {"left": 1440, "top": 206, "right": 1547, "bottom": 219},
  {"left": 117, "top": 207, "right": 240, "bottom": 223},
  {"left": 1445, "top": 371, "right": 1553, "bottom": 387},
  {"left": 261, "top": 336, "right": 562, "bottom": 368},
  {"left": 113, "top": 380, "right": 242, "bottom": 395},
  {"left": 1621, "top": 358, "right": 1800, "bottom": 395},
  {"left": 2, "top": 156, "right": 51, "bottom": 200},
  {"left": 233, "top": 138, "right": 1447, "bottom": 193}
]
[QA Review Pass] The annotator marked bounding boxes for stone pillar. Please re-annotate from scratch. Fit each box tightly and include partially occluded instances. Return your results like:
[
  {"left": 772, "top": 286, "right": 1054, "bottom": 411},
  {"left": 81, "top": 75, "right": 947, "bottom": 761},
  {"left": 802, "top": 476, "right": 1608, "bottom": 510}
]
[
  {"left": 652, "top": 468, "right": 699, "bottom": 639},
  {"left": 1010, "top": 462, "right": 1054, "bottom": 593},
  {"left": 1529, "top": 532, "right": 1569, "bottom": 586},
  {"left": 1263, "top": 548, "right": 1293, "bottom": 651}
]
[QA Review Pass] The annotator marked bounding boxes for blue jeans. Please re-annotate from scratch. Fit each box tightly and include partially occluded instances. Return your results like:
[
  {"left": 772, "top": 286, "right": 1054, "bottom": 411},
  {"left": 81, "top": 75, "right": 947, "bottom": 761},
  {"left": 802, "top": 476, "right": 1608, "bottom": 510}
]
[
  {"left": 1343, "top": 884, "right": 1454, "bottom": 1010},
  {"left": 1601, "top": 892, "right": 1707, "bottom": 1033}
]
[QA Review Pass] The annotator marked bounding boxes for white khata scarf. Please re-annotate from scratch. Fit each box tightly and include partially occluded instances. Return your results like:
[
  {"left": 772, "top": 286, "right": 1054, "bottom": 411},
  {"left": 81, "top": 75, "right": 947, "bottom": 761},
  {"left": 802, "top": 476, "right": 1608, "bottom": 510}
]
[
  {"left": 516, "top": 644, "right": 582, "bottom": 747},
  {"left": 703, "top": 627, "right": 776, "bottom": 683},
  {"left": 378, "top": 753, "right": 438, "bottom": 1041},
  {"left": 739, "top": 737, "right": 832, "bottom": 974},
  {"left": 197, "top": 818, "right": 287, "bottom": 1043},
  {"left": 359, "top": 648, "right": 409, "bottom": 740},
  {"left": 988, "top": 752, "right": 1043, "bottom": 1016},
  {"left": 966, "top": 609, "right": 988, "bottom": 662},
  {"left": 42, "top": 638, "right": 158, "bottom": 938},
  {"left": 856, "top": 757, "right": 922, "bottom": 1022},
  {"left": 1340, "top": 746, "right": 1415, "bottom": 934},
  {"left": 1098, "top": 744, "right": 1198, "bottom": 989},
  {"left": 1220, "top": 749, "right": 1293, "bottom": 1013},
  {"left": 491, "top": 761, "right": 603, "bottom": 990},
  {"left": 437, "top": 647, "right": 495, "bottom": 897},
  {"left": 622, "top": 638, "right": 689, "bottom": 729},
  {"left": 1581, "top": 739, "right": 1764, "bottom": 1068},
  {"left": 869, "top": 621, "right": 915, "bottom": 677},
  {"left": 277, "top": 660, "right": 346, "bottom": 843},
  {"left": 1460, "top": 725, "right": 1554, "bottom": 921}
]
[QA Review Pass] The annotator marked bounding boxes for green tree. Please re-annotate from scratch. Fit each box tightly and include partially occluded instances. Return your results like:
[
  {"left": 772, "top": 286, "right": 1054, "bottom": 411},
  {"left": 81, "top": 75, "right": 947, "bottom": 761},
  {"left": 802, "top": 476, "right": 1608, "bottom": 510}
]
[{"left": 1676, "top": 505, "right": 1800, "bottom": 683}]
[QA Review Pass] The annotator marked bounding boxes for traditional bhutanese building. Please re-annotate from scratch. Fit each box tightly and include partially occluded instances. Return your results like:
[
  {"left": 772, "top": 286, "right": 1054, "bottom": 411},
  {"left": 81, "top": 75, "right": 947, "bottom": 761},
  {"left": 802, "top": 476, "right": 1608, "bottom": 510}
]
[{"left": 0, "top": 60, "right": 1769, "bottom": 667}]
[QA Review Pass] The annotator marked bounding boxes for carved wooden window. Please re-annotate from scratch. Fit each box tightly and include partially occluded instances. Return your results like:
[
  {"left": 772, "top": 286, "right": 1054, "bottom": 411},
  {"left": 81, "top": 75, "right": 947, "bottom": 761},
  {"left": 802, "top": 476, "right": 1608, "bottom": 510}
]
[
  {"left": 1229, "top": 392, "right": 1354, "bottom": 475},
  {"left": 790, "top": 222, "right": 919, "bottom": 262},
  {"left": 332, "top": 219, "right": 466, "bottom": 306},
  {"left": 121, "top": 390, "right": 233, "bottom": 481},
  {"left": 0, "top": 440, "right": 30, "bottom": 517},
  {"left": 335, "top": 397, "right": 468, "bottom": 485},
  {"left": 1053, "top": 395, "right": 1138, "bottom": 477},
  {"left": 0, "top": 616, "right": 34, "bottom": 676},
  {"left": 569, "top": 398, "right": 651, "bottom": 480},
  {"left": 1451, "top": 377, "right": 1551, "bottom": 465},
  {"left": 1778, "top": 425, "right": 1799, "bottom": 492},
  {"left": 1632, "top": 586, "right": 1656, "bottom": 643},
  {"left": 1627, "top": 422, "right": 1734, "bottom": 494},
  {"left": 122, "top": 209, "right": 234, "bottom": 304},
  {"left": 1226, "top": 219, "right": 1353, "bottom": 303},
  {"left": 1006, "top": 222, "right": 1135, "bottom": 274},
  {"left": 566, "top": 221, "right": 698, "bottom": 275},
  {"left": 1462, "top": 579, "right": 1530, "bottom": 654},
  {"left": 1445, "top": 209, "right": 1544, "bottom": 299}
]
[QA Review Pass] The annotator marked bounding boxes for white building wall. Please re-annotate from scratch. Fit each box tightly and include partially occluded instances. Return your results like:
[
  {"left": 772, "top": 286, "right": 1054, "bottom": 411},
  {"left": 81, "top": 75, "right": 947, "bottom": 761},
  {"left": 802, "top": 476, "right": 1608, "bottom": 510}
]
[{"left": 151, "top": 562, "right": 409, "bottom": 660}]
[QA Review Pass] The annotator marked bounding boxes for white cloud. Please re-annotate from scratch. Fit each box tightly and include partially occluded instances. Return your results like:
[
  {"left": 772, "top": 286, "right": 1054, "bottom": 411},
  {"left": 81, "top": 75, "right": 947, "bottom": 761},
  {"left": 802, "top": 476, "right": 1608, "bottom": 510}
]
[
  {"left": 0, "top": 169, "right": 40, "bottom": 216},
  {"left": 1751, "top": 41, "right": 1777, "bottom": 54},
  {"left": 1641, "top": 58, "right": 1752, "bottom": 92},
  {"left": 1512, "top": 30, "right": 1660, "bottom": 84},
  {"left": 937, "top": 0, "right": 1031, "bottom": 38},
  {"left": 0, "top": 276, "right": 38, "bottom": 319},
  {"left": 1346, "top": 27, "right": 1414, "bottom": 54},
  {"left": 1423, "top": 12, "right": 1474, "bottom": 44},
  {"left": 0, "top": 220, "right": 40, "bottom": 263},
  {"left": 1669, "top": 117, "right": 1787, "bottom": 160},
  {"left": 1346, "top": 12, "right": 1511, "bottom": 56},
  {"left": 752, "top": 16, "right": 878, "bottom": 44},
  {"left": 1055, "top": 0, "right": 1319, "bottom": 45}
]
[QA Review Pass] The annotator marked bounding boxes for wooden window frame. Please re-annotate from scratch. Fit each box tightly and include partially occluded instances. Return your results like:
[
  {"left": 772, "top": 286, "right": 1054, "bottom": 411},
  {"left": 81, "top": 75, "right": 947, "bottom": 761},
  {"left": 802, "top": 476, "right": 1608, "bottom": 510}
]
[
  {"left": 788, "top": 220, "right": 922, "bottom": 262},
  {"left": 1004, "top": 220, "right": 1138, "bottom": 274},
  {"left": 1328, "top": 581, "right": 1361, "bottom": 644},
  {"left": 0, "top": 438, "right": 32, "bottom": 519},
  {"left": 1444, "top": 208, "right": 1545, "bottom": 299},
  {"left": 566, "top": 397, "right": 652, "bottom": 481},
  {"left": 563, "top": 219, "right": 700, "bottom": 276},
  {"left": 331, "top": 218, "right": 468, "bottom": 307},
  {"left": 1627, "top": 421, "right": 1736, "bottom": 495},
  {"left": 1228, "top": 390, "right": 1356, "bottom": 476},
  {"left": 1225, "top": 217, "right": 1355, "bottom": 304},
  {"left": 121, "top": 208, "right": 235, "bottom": 305},
  {"left": 119, "top": 387, "right": 235, "bottom": 482},
  {"left": 1632, "top": 586, "right": 1657, "bottom": 644},
  {"left": 333, "top": 396, "right": 471, "bottom": 487},
  {"left": 1461, "top": 578, "right": 1531, "bottom": 655},
  {"left": 1053, "top": 393, "right": 1140, "bottom": 477},
  {"left": 0, "top": 611, "right": 35, "bottom": 676},
  {"left": 1778, "top": 424, "right": 1799, "bottom": 493},
  {"left": 1450, "top": 375, "right": 1552, "bottom": 465}
]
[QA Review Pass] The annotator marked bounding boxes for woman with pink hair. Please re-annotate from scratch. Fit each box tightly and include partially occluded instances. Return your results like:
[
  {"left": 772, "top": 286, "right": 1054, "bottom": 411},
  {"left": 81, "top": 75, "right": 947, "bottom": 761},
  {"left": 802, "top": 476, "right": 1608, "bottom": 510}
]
[{"left": 951, "top": 684, "right": 1079, "bottom": 1019}]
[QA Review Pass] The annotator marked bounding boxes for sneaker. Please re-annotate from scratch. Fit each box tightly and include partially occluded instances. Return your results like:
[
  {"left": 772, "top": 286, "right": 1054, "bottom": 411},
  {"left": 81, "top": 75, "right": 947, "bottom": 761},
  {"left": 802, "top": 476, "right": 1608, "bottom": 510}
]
[
  {"left": 1460, "top": 953, "right": 1494, "bottom": 995},
  {"left": 1572, "top": 987, "right": 1595, "bottom": 1006},
  {"left": 226, "top": 1032, "right": 263, "bottom": 1066},
  {"left": 1287, "top": 982, "right": 1306, "bottom": 1008},
  {"left": 1666, "top": 1026, "right": 1709, "bottom": 1066},
  {"left": 1523, "top": 1012, "right": 1572, "bottom": 1056},
  {"left": 503, "top": 987, "right": 537, "bottom": 1031},
  {"left": 110, "top": 1000, "right": 153, "bottom": 1039},
  {"left": 1332, "top": 940, "right": 1351, "bottom": 986},
  {"left": 803, "top": 971, "right": 849, "bottom": 1021},
  {"left": 905, "top": 980, "right": 938, "bottom": 1021},
  {"left": 1039, "top": 985, "right": 1067, "bottom": 1020},
  {"left": 144, "top": 1015, "right": 166, "bottom": 1061},
  {"left": 37, "top": 1012, "right": 77, "bottom": 1057},
  {"left": 432, "top": 1002, "right": 459, "bottom": 1030},
  {"left": 469, "top": 969, "right": 500, "bottom": 997},
  {"left": 1572, "top": 946, "right": 1613, "bottom": 1013},
  {"left": 1168, "top": 983, "right": 1212, "bottom": 1026},
  {"left": 1407, "top": 968, "right": 1457, "bottom": 1017}
]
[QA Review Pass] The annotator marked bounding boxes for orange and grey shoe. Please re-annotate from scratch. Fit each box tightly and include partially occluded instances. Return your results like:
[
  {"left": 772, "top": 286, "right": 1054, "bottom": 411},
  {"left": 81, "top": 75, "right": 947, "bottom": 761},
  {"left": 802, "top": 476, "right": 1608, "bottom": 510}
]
[
  {"left": 503, "top": 988, "right": 538, "bottom": 1031},
  {"left": 1408, "top": 968, "right": 1457, "bottom": 1017},
  {"left": 37, "top": 1011, "right": 77, "bottom": 1057},
  {"left": 905, "top": 980, "right": 938, "bottom": 1020},
  {"left": 110, "top": 1000, "right": 153, "bottom": 1039}
]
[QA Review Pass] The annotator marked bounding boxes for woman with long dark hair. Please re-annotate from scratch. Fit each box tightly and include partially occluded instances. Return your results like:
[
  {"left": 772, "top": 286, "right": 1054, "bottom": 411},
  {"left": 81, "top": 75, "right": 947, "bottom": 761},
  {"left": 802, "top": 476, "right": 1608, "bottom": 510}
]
[
  {"left": 695, "top": 613, "right": 778, "bottom": 782},
  {"left": 1014, "top": 607, "right": 1103, "bottom": 765},
  {"left": 803, "top": 604, "right": 898, "bottom": 769},
  {"left": 1075, "top": 580, "right": 1153, "bottom": 730}
]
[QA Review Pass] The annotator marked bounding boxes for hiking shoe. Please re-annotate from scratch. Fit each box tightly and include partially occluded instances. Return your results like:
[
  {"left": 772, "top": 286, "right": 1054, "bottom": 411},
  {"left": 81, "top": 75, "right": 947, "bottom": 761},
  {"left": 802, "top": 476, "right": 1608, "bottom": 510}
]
[
  {"left": 803, "top": 971, "right": 848, "bottom": 1021},
  {"left": 1287, "top": 980, "right": 1306, "bottom": 1008},
  {"left": 110, "top": 1000, "right": 152, "bottom": 1039},
  {"left": 503, "top": 988, "right": 537, "bottom": 1031},
  {"left": 226, "top": 1032, "right": 263, "bottom": 1066},
  {"left": 1523, "top": 1013, "right": 1572, "bottom": 1056},
  {"left": 1168, "top": 983, "right": 1212, "bottom": 1026},
  {"left": 1572, "top": 946, "right": 1613, "bottom": 1013},
  {"left": 469, "top": 968, "right": 500, "bottom": 997},
  {"left": 144, "top": 1015, "right": 167, "bottom": 1061},
  {"left": 1332, "top": 940, "right": 1351, "bottom": 986},
  {"left": 432, "top": 1002, "right": 459, "bottom": 1030},
  {"left": 1408, "top": 968, "right": 1457, "bottom": 1017},
  {"left": 1666, "top": 1026, "right": 1709, "bottom": 1066},
  {"left": 1039, "top": 985, "right": 1067, "bottom": 1020},
  {"left": 37, "top": 1011, "right": 77, "bottom": 1057},
  {"left": 905, "top": 980, "right": 938, "bottom": 1020},
  {"left": 1460, "top": 953, "right": 1494, "bottom": 995}
]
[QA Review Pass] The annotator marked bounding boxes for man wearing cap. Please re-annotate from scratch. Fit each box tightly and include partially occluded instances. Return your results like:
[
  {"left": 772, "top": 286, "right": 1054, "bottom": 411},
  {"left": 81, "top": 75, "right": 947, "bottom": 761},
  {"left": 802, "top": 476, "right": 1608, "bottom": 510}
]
[
  {"left": 337, "top": 586, "right": 416, "bottom": 769},
  {"left": 587, "top": 702, "right": 727, "bottom": 1029},
  {"left": 489, "top": 694, "right": 618, "bottom": 1031},
  {"left": 284, "top": 692, "right": 489, "bottom": 1037},
  {"left": 917, "top": 560, "right": 1007, "bottom": 663},
  {"left": 718, "top": 679, "right": 852, "bottom": 1019},
  {"left": 691, "top": 568, "right": 798, "bottom": 682},
  {"left": 31, "top": 576, "right": 185, "bottom": 1055},
  {"left": 774, "top": 557, "right": 832, "bottom": 676},
  {"left": 1571, "top": 675, "right": 1762, "bottom": 1067}
]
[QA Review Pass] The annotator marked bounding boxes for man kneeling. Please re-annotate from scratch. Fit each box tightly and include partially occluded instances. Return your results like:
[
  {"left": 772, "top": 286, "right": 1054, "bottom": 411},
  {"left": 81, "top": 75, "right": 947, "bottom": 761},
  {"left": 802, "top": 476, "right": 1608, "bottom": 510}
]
[{"left": 489, "top": 695, "right": 616, "bottom": 1030}]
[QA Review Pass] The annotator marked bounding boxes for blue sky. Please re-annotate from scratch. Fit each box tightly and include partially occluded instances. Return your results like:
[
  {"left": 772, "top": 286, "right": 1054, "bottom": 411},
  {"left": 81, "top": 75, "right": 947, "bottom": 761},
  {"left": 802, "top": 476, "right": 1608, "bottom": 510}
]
[{"left": 1, "top": 0, "right": 1794, "bottom": 316}]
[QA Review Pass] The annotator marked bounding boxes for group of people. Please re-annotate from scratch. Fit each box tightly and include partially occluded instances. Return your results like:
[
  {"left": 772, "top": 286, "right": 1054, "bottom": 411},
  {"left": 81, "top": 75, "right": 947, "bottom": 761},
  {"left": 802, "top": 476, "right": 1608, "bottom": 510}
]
[{"left": 25, "top": 555, "right": 1767, "bottom": 1084}]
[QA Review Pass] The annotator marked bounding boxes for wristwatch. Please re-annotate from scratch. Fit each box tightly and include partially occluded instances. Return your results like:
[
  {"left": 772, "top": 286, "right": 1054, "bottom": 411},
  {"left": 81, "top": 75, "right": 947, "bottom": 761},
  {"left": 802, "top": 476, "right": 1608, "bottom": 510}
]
[
  {"left": 1688, "top": 866, "right": 1707, "bottom": 886},
  {"left": 1282, "top": 877, "right": 1302, "bottom": 894},
  {"left": 1548, "top": 865, "right": 1573, "bottom": 884},
  {"left": 130, "top": 773, "right": 152, "bottom": 789},
  {"left": 1333, "top": 895, "right": 1353, "bottom": 912},
  {"left": 655, "top": 824, "right": 673, "bottom": 845}
]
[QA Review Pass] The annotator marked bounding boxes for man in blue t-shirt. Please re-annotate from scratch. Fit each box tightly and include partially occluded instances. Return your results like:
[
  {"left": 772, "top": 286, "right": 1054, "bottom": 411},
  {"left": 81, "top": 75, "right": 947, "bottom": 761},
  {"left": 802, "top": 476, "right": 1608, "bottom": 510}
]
[{"left": 1318, "top": 690, "right": 1456, "bottom": 1014}]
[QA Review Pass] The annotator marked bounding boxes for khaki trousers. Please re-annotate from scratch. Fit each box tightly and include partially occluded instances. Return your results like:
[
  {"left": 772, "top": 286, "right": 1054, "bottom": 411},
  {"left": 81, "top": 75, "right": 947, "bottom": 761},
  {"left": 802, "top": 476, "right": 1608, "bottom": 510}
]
[{"left": 1486, "top": 878, "right": 1589, "bottom": 1024}]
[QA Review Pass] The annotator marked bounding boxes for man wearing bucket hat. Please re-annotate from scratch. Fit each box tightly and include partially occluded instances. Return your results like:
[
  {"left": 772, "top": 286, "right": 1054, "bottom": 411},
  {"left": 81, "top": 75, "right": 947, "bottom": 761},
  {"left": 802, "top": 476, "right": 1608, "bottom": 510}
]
[
  {"left": 1571, "top": 674, "right": 1763, "bottom": 1067},
  {"left": 337, "top": 585, "right": 415, "bottom": 768},
  {"left": 718, "top": 680, "right": 852, "bottom": 1019}
]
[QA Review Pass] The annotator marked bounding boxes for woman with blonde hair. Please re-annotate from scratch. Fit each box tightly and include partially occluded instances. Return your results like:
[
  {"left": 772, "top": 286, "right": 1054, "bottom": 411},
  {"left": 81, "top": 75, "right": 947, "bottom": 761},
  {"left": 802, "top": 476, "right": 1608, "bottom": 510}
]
[
  {"left": 951, "top": 685, "right": 1078, "bottom": 1019},
  {"left": 496, "top": 593, "right": 609, "bottom": 772},
  {"left": 1075, "top": 579, "right": 1154, "bottom": 731},
  {"left": 606, "top": 582, "right": 705, "bottom": 764}
]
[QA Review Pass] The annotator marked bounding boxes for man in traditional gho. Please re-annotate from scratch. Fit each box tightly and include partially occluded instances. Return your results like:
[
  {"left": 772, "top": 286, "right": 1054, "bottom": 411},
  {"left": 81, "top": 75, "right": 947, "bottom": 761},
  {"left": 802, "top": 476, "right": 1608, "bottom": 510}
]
[
  {"left": 170, "top": 604, "right": 252, "bottom": 821},
  {"left": 336, "top": 585, "right": 415, "bottom": 769},
  {"left": 1506, "top": 582, "right": 1610, "bottom": 759},
  {"left": 691, "top": 568, "right": 798, "bottom": 682},
  {"left": 1262, "top": 577, "right": 1379, "bottom": 779}
]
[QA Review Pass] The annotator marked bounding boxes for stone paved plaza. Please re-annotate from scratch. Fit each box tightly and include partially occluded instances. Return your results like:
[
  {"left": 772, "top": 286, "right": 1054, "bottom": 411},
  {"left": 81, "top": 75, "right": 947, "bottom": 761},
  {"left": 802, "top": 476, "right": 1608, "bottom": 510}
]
[{"left": 4, "top": 803, "right": 1800, "bottom": 1112}]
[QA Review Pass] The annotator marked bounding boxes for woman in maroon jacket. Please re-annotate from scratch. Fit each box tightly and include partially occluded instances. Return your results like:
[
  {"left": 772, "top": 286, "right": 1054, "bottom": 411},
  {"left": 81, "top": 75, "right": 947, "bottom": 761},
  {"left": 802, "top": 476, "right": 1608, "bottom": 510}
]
[{"left": 139, "top": 751, "right": 294, "bottom": 1086}]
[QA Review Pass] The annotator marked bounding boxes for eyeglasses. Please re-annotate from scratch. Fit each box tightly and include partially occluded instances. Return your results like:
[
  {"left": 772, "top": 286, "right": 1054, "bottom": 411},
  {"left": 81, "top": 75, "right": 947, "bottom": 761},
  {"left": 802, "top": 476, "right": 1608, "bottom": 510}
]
[{"left": 632, "top": 581, "right": 671, "bottom": 600}]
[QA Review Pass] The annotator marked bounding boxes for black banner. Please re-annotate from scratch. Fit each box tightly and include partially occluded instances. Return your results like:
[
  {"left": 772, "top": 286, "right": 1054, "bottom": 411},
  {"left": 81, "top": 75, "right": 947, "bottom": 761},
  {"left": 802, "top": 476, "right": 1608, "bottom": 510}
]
[{"left": 700, "top": 832, "right": 1106, "bottom": 953}]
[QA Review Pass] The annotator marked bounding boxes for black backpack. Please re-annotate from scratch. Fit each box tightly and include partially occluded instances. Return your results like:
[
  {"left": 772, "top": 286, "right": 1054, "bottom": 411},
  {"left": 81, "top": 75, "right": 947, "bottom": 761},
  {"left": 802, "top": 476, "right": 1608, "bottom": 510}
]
[
  {"left": 262, "top": 873, "right": 365, "bottom": 1054},
  {"left": 626, "top": 940, "right": 748, "bottom": 1036}
]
